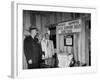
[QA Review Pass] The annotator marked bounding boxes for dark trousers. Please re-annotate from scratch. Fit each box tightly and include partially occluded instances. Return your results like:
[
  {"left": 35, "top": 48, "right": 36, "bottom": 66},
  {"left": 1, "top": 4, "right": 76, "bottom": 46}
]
[{"left": 28, "top": 63, "right": 40, "bottom": 69}]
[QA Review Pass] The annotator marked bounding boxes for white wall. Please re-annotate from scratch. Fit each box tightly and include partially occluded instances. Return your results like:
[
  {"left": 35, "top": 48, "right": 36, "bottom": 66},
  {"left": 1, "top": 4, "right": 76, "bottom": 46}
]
[{"left": 0, "top": 0, "right": 100, "bottom": 80}]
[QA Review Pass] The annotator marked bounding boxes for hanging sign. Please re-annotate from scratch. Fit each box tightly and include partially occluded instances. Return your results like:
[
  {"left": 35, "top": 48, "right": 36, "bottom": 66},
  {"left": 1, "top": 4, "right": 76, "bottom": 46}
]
[{"left": 57, "top": 19, "right": 81, "bottom": 33}]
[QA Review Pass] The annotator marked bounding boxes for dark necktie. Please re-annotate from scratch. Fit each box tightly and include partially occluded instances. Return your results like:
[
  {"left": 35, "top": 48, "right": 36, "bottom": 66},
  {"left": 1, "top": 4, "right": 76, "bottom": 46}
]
[{"left": 47, "top": 40, "right": 48, "bottom": 47}]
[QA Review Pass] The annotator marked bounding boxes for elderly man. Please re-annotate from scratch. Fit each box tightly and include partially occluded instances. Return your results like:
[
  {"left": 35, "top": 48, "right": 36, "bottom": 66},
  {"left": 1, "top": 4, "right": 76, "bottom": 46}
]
[
  {"left": 24, "top": 27, "right": 42, "bottom": 69},
  {"left": 41, "top": 33, "right": 55, "bottom": 67}
]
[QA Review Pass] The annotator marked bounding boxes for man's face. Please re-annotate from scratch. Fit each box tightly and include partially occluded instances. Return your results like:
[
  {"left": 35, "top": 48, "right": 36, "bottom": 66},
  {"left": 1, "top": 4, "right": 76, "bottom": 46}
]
[
  {"left": 45, "top": 34, "right": 49, "bottom": 40},
  {"left": 31, "top": 29, "right": 37, "bottom": 37}
]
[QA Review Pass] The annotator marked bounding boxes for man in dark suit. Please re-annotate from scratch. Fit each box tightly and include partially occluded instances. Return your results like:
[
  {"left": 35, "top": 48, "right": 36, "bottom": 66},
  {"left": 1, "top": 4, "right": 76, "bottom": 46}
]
[{"left": 24, "top": 27, "right": 42, "bottom": 69}]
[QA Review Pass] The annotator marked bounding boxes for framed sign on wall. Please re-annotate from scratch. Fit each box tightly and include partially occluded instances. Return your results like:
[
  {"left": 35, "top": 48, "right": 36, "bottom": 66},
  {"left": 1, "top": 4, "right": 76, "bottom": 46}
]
[{"left": 64, "top": 35, "right": 73, "bottom": 46}]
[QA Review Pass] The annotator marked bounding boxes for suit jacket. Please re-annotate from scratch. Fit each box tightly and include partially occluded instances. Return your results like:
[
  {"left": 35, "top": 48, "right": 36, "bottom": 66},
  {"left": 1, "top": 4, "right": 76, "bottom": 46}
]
[
  {"left": 24, "top": 36, "right": 42, "bottom": 68},
  {"left": 41, "top": 39, "right": 54, "bottom": 58}
]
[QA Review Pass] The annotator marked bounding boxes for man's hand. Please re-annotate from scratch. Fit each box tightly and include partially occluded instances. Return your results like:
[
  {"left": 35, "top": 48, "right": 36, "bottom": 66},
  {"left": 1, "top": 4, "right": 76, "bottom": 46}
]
[
  {"left": 28, "top": 59, "right": 32, "bottom": 64},
  {"left": 42, "top": 55, "right": 45, "bottom": 59}
]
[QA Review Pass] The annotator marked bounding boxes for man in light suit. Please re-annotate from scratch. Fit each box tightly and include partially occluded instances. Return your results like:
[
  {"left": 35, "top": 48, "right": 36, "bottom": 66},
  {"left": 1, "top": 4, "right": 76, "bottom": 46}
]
[{"left": 41, "top": 33, "right": 55, "bottom": 67}]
